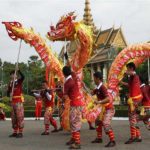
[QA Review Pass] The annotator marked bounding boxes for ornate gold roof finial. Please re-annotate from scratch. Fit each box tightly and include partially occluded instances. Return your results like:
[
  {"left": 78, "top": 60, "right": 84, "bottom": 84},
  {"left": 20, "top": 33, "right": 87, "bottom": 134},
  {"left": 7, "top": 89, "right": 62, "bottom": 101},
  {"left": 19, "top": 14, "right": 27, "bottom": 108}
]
[{"left": 83, "top": 0, "right": 97, "bottom": 32}]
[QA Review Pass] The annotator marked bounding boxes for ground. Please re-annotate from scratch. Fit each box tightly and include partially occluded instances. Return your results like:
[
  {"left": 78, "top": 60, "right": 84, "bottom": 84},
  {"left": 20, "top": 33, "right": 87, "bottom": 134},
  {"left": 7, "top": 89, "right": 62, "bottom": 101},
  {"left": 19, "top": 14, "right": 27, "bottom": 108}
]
[{"left": 0, "top": 120, "right": 149, "bottom": 150}]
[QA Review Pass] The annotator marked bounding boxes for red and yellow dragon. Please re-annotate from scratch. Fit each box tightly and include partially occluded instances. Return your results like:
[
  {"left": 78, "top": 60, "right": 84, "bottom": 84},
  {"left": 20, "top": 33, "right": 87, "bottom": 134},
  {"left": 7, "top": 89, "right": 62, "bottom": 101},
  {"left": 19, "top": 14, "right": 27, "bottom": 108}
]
[
  {"left": 47, "top": 12, "right": 93, "bottom": 72},
  {"left": 2, "top": 21, "right": 64, "bottom": 84}
]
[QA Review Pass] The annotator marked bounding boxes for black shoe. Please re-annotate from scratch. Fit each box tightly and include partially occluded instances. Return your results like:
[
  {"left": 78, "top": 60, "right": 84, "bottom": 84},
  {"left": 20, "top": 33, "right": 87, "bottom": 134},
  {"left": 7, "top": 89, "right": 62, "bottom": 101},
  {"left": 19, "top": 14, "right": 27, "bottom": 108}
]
[
  {"left": 91, "top": 138, "right": 103, "bottom": 143},
  {"left": 16, "top": 133, "right": 23, "bottom": 138},
  {"left": 69, "top": 143, "right": 81, "bottom": 149},
  {"left": 41, "top": 132, "right": 49, "bottom": 135},
  {"left": 125, "top": 138, "right": 136, "bottom": 144},
  {"left": 51, "top": 129, "right": 58, "bottom": 133},
  {"left": 135, "top": 138, "right": 142, "bottom": 142},
  {"left": 105, "top": 141, "right": 116, "bottom": 147},
  {"left": 89, "top": 126, "right": 95, "bottom": 130},
  {"left": 9, "top": 133, "right": 18, "bottom": 138},
  {"left": 66, "top": 139, "right": 75, "bottom": 145}
]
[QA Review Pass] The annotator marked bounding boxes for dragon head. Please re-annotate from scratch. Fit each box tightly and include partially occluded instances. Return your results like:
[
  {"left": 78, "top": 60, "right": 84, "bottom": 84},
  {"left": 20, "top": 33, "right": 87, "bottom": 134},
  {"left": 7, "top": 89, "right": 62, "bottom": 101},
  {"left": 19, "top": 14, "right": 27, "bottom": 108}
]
[
  {"left": 47, "top": 12, "right": 76, "bottom": 41},
  {"left": 2, "top": 22, "right": 22, "bottom": 41}
]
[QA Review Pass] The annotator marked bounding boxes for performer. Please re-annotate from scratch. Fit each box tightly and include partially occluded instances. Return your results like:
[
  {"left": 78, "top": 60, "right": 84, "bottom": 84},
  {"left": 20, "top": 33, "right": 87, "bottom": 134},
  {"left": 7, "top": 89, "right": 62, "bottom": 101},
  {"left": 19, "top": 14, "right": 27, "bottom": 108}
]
[
  {"left": 33, "top": 81, "right": 58, "bottom": 135},
  {"left": 7, "top": 70, "right": 25, "bottom": 138},
  {"left": 121, "top": 62, "right": 143, "bottom": 144},
  {"left": 62, "top": 66, "right": 84, "bottom": 149},
  {"left": 55, "top": 81, "right": 64, "bottom": 131},
  {"left": 0, "top": 107, "right": 6, "bottom": 121},
  {"left": 139, "top": 78, "right": 150, "bottom": 130},
  {"left": 34, "top": 92, "right": 42, "bottom": 120},
  {"left": 91, "top": 71, "right": 116, "bottom": 147}
]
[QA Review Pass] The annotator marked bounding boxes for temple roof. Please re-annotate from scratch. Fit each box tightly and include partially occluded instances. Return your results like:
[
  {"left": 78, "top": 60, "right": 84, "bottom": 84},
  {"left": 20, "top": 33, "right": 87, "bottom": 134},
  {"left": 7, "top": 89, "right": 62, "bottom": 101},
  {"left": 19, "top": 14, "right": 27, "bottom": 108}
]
[
  {"left": 95, "top": 27, "right": 127, "bottom": 47},
  {"left": 87, "top": 27, "right": 128, "bottom": 64}
]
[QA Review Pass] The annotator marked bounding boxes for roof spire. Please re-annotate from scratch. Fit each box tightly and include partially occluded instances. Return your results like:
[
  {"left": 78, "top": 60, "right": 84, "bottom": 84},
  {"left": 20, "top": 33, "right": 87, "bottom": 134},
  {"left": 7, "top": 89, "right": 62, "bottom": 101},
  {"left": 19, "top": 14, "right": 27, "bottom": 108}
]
[{"left": 83, "top": 0, "right": 97, "bottom": 32}]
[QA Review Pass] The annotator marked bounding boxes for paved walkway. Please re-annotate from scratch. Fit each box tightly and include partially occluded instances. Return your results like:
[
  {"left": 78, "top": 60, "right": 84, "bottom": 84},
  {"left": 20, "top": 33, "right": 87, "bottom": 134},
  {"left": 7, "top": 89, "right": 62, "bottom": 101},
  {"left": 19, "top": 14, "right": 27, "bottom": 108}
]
[{"left": 0, "top": 120, "right": 149, "bottom": 150}]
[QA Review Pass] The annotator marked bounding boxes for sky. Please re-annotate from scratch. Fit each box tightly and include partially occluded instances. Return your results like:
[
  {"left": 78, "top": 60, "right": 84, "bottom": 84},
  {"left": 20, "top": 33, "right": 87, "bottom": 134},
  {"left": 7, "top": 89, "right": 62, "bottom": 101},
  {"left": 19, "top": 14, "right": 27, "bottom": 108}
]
[{"left": 0, "top": 0, "right": 150, "bottom": 63}]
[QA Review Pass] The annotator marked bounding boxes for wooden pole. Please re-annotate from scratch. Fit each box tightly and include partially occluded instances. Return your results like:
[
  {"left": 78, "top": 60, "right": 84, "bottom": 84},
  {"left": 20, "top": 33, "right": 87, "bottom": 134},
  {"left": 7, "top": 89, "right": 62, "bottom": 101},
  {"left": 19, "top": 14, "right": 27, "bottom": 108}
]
[{"left": 10, "top": 39, "right": 22, "bottom": 101}]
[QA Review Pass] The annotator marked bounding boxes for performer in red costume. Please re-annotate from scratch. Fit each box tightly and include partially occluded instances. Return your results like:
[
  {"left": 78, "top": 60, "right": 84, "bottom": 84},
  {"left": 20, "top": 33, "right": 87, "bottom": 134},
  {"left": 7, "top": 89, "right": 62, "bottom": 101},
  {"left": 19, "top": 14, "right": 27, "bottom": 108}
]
[
  {"left": 0, "top": 107, "right": 6, "bottom": 121},
  {"left": 33, "top": 81, "right": 58, "bottom": 135},
  {"left": 121, "top": 62, "right": 143, "bottom": 144},
  {"left": 62, "top": 66, "right": 84, "bottom": 149},
  {"left": 91, "top": 72, "right": 116, "bottom": 147},
  {"left": 139, "top": 77, "right": 150, "bottom": 130},
  {"left": 7, "top": 70, "right": 25, "bottom": 138},
  {"left": 34, "top": 92, "right": 42, "bottom": 120}
]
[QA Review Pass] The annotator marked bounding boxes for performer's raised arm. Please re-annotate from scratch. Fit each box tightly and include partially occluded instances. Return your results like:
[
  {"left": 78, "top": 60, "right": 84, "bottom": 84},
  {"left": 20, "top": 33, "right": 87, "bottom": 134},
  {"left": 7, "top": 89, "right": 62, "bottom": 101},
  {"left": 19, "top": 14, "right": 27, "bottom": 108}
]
[
  {"left": 18, "top": 69, "right": 25, "bottom": 81},
  {"left": 64, "top": 51, "right": 71, "bottom": 67},
  {"left": 33, "top": 92, "right": 41, "bottom": 98}
]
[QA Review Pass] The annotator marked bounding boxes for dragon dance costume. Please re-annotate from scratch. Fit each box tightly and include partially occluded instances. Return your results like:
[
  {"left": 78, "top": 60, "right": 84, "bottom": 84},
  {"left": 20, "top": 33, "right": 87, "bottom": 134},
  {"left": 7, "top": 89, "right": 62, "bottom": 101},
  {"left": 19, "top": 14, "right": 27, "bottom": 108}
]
[
  {"left": 64, "top": 74, "right": 84, "bottom": 147},
  {"left": 35, "top": 96, "right": 42, "bottom": 120},
  {"left": 92, "top": 82, "right": 115, "bottom": 146},
  {"left": 125, "top": 73, "right": 143, "bottom": 143},
  {"left": 140, "top": 84, "right": 150, "bottom": 130},
  {"left": 7, "top": 70, "right": 24, "bottom": 137},
  {"left": 34, "top": 89, "right": 57, "bottom": 134}
]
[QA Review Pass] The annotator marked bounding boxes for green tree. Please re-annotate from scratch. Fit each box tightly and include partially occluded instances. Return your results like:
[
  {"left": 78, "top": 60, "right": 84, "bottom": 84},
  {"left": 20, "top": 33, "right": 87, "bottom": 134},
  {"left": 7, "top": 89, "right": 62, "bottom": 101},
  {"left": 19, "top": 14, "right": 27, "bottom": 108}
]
[
  {"left": 136, "top": 60, "right": 149, "bottom": 84},
  {"left": 27, "top": 55, "right": 45, "bottom": 94},
  {"left": 83, "top": 67, "right": 94, "bottom": 89},
  {"left": 0, "top": 58, "right": 2, "bottom": 67},
  {"left": 0, "top": 55, "right": 46, "bottom": 96}
]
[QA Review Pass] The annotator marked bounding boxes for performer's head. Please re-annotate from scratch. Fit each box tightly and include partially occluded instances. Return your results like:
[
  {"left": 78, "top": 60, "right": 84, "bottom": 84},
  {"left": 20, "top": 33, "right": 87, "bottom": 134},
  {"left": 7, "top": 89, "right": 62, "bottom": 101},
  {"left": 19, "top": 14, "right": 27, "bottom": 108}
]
[
  {"left": 126, "top": 62, "right": 136, "bottom": 75},
  {"left": 126, "top": 62, "right": 136, "bottom": 71},
  {"left": 62, "top": 66, "right": 71, "bottom": 78},
  {"left": 10, "top": 70, "right": 17, "bottom": 80},
  {"left": 93, "top": 71, "right": 103, "bottom": 85},
  {"left": 42, "top": 80, "right": 49, "bottom": 89}
]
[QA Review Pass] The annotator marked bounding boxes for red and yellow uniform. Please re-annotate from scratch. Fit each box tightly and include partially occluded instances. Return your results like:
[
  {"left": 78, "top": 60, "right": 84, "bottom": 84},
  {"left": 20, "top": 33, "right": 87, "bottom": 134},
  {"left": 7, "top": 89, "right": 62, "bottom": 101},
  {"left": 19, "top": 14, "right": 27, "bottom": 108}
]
[
  {"left": 35, "top": 97, "right": 42, "bottom": 120},
  {"left": 140, "top": 84, "right": 150, "bottom": 129},
  {"left": 7, "top": 71, "right": 24, "bottom": 135},
  {"left": 64, "top": 75, "right": 84, "bottom": 145},
  {"left": 93, "top": 82, "right": 115, "bottom": 143},
  {"left": 141, "top": 84, "right": 150, "bottom": 107},
  {"left": 127, "top": 74, "right": 143, "bottom": 140},
  {"left": 34, "top": 89, "right": 57, "bottom": 134}
]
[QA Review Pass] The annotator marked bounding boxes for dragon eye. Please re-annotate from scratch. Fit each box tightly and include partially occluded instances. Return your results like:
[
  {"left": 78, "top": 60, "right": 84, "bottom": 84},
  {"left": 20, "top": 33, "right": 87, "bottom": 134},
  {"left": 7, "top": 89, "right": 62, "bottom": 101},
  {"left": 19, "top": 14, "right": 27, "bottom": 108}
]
[{"left": 57, "top": 23, "right": 64, "bottom": 28}]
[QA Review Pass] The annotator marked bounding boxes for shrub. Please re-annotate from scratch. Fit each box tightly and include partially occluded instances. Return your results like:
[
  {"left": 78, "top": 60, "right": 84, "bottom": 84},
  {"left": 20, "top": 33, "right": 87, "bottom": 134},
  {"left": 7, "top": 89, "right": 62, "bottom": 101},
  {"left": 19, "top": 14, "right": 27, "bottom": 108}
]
[
  {"left": 23, "top": 94, "right": 35, "bottom": 106},
  {"left": 0, "top": 102, "right": 11, "bottom": 111}
]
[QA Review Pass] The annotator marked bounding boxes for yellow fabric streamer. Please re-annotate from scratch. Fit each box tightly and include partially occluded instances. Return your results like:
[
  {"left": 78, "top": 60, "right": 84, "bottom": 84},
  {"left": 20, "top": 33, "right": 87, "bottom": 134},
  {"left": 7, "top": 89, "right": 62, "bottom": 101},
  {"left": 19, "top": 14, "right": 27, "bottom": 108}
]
[
  {"left": 46, "top": 107, "right": 53, "bottom": 113},
  {"left": 99, "top": 105, "right": 106, "bottom": 120},
  {"left": 12, "top": 94, "right": 24, "bottom": 102},
  {"left": 127, "top": 94, "right": 142, "bottom": 112},
  {"left": 140, "top": 106, "right": 145, "bottom": 116},
  {"left": 140, "top": 106, "right": 150, "bottom": 116}
]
